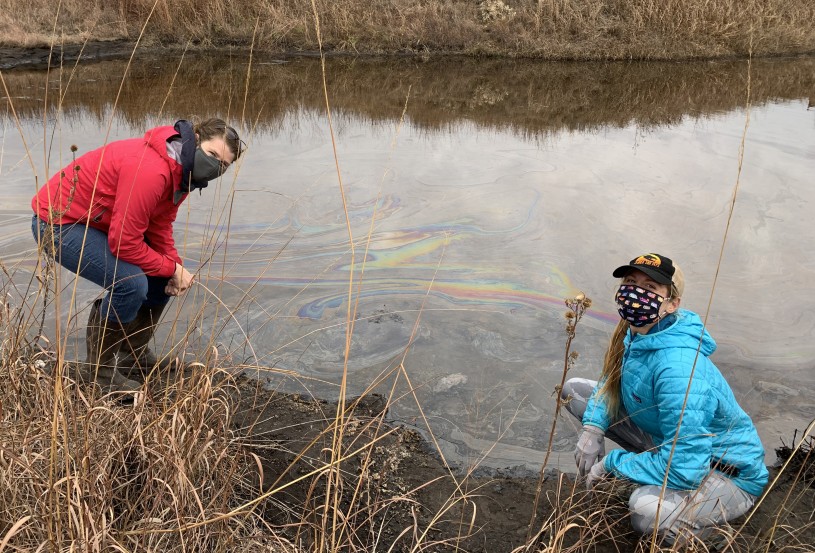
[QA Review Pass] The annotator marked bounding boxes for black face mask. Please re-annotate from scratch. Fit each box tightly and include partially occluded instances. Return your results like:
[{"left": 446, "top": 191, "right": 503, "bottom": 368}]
[
  {"left": 173, "top": 120, "right": 207, "bottom": 202},
  {"left": 192, "top": 147, "right": 226, "bottom": 182}
]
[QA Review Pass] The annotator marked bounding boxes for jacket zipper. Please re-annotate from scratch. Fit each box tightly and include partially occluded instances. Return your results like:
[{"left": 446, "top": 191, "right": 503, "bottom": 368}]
[{"left": 91, "top": 207, "right": 107, "bottom": 223}]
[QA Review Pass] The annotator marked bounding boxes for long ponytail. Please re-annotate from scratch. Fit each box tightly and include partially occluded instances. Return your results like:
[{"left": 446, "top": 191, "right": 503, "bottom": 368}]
[{"left": 597, "top": 319, "right": 629, "bottom": 420}]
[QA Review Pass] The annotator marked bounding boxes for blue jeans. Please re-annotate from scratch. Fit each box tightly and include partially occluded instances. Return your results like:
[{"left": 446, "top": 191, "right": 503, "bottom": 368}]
[{"left": 32, "top": 215, "right": 170, "bottom": 324}]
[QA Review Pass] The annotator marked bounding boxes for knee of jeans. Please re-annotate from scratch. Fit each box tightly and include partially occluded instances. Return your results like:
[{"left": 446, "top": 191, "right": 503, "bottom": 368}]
[
  {"left": 561, "top": 381, "right": 572, "bottom": 402},
  {"left": 629, "top": 488, "right": 658, "bottom": 534},
  {"left": 563, "top": 377, "right": 597, "bottom": 399},
  {"left": 113, "top": 274, "right": 149, "bottom": 304},
  {"left": 561, "top": 378, "right": 589, "bottom": 421},
  {"left": 561, "top": 378, "right": 581, "bottom": 401},
  {"left": 629, "top": 486, "right": 685, "bottom": 537}
]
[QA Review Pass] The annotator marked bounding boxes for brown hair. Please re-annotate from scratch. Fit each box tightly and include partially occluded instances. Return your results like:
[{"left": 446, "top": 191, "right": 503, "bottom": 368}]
[
  {"left": 597, "top": 262, "right": 684, "bottom": 419},
  {"left": 193, "top": 117, "right": 244, "bottom": 159}
]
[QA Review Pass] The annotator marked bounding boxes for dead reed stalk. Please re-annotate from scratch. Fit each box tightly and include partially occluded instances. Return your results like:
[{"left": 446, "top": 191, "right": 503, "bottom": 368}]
[{"left": 527, "top": 293, "right": 591, "bottom": 540}]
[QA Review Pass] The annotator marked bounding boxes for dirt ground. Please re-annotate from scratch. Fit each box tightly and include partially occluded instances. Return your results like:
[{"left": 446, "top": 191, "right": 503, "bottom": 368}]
[
  {"left": 0, "top": 41, "right": 139, "bottom": 70},
  {"left": 231, "top": 377, "right": 815, "bottom": 553}
]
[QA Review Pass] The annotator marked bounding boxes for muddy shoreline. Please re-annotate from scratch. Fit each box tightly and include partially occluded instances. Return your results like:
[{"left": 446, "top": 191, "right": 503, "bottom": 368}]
[
  {"left": 231, "top": 377, "right": 814, "bottom": 552},
  {"left": 3, "top": 41, "right": 814, "bottom": 72},
  {"left": 0, "top": 41, "right": 138, "bottom": 70},
  {"left": 0, "top": 42, "right": 432, "bottom": 71}
]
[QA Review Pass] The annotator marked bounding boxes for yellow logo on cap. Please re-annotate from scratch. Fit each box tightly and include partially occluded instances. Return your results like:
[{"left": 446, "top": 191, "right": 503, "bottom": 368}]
[{"left": 634, "top": 254, "right": 662, "bottom": 267}]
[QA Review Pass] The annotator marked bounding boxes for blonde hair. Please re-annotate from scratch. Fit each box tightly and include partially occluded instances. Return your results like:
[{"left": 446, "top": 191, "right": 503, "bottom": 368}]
[
  {"left": 597, "top": 262, "right": 684, "bottom": 419},
  {"left": 671, "top": 263, "right": 685, "bottom": 299}
]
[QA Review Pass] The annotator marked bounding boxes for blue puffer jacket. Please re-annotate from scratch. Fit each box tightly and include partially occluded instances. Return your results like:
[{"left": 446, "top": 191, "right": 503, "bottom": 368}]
[{"left": 582, "top": 309, "right": 768, "bottom": 496}]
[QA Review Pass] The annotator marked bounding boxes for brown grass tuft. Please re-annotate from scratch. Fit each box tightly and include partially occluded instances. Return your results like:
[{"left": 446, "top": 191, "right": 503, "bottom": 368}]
[{"left": 0, "top": 299, "right": 294, "bottom": 551}]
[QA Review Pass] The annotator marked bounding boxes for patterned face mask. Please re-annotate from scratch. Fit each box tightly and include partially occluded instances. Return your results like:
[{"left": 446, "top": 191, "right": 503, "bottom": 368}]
[{"left": 615, "top": 284, "right": 666, "bottom": 327}]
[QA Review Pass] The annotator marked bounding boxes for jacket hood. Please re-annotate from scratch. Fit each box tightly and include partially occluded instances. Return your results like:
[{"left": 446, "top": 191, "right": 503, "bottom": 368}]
[
  {"left": 627, "top": 309, "right": 717, "bottom": 356},
  {"left": 172, "top": 119, "right": 208, "bottom": 202},
  {"left": 143, "top": 124, "right": 182, "bottom": 163},
  {"left": 142, "top": 123, "right": 202, "bottom": 204},
  {"left": 143, "top": 125, "right": 182, "bottom": 181}
]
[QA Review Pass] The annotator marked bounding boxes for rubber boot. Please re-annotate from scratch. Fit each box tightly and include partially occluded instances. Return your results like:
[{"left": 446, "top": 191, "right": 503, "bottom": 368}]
[
  {"left": 85, "top": 298, "right": 141, "bottom": 394},
  {"left": 117, "top": 302, "right": 169, "bottom": 373}
]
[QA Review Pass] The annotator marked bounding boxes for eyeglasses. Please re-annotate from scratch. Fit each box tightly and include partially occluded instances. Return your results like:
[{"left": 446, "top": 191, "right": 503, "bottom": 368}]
[{"left": 226, "top": 126, "right": 248, "bottom": 158}]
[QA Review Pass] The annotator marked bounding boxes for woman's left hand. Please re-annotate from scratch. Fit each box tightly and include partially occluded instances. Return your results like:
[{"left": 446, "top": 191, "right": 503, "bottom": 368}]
[
  {"left": 586, "top": 460, "right": 609, "bottom": 490},
  {"left": 166, "top": 263, "right": 195, "bottom": 296}
]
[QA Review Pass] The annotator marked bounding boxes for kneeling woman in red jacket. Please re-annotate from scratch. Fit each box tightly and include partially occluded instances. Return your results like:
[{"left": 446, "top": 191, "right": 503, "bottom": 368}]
[{"left": 32, "top": 118, "right": 243, "bottom": 393}]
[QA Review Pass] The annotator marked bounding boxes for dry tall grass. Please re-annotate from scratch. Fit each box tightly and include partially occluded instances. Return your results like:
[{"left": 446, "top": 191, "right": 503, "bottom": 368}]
[
  {"left": 0, "top": 281, "right": 294, "bottom": 550},
  {"left": 2, "top": 0, "right": 815, "bottom": 59}
]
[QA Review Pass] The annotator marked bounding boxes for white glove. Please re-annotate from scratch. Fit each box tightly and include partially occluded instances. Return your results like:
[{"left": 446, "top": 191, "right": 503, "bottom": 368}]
[
  {"left": 575, "top": 425, "right": 605, "bottom": 477},
  {"left": 586, "top": 459, "right": 609, "bottom": 490}
]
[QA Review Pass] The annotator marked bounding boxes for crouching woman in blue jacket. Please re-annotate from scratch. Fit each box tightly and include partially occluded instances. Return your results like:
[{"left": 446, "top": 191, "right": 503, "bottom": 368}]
[{"left": 561, "top": 253, "right": 768, "bottom": 546}]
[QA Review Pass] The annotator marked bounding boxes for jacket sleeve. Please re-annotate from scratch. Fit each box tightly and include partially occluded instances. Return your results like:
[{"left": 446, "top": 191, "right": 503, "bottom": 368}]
[
  {"left": 582, "top": 378, "right": 612, "bottom": 431},
  {"left": 604, "top": 356, "right": 714, "bottom": 490},
  {"left": 107, "top": 156, "right": 178, "bottom": 278}
]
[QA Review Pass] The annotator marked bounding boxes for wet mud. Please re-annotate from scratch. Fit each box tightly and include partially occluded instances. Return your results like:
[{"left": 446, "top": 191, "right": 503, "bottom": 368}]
[
  {"left": 0, "top": 41, "right": 139, "bottom": 70},
  {"left": 232, "top": 378, "right": 815, "bottom": 552}
]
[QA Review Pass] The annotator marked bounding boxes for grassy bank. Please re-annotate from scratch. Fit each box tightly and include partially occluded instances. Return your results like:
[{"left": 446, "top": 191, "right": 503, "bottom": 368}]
[{"left": 1, "top": 0, "right": 815, "bottom": 59}]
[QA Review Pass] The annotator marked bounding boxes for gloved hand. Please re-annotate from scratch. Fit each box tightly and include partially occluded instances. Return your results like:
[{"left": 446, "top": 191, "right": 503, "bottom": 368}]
[
  {"left": 574, "top": 425, "right": 605, "bottom": 477},
  {"left": 586, "top": 459, "right": 609, "bottom": 490}
]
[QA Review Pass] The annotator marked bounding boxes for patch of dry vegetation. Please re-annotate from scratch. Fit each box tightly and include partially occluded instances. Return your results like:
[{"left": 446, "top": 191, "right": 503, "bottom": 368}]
[
  {"left": 0, "top": 284, "right": 294, "bottom": 550},
  {"left": 1, "top": 0, "right": 815, "bottom": 59}
]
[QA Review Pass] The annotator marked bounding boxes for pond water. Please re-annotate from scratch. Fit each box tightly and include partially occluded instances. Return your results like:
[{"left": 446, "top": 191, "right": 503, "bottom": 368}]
[{"left": 1, "top": 54, "right": 813, "bottom": 472}]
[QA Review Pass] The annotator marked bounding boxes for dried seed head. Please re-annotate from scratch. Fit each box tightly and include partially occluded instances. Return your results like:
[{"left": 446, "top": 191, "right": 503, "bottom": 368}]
[
  {"left": 70, "top": 144, "right": 78, "bottom": 152},
  {"left": 564, "top": 311, "right": 576, "bottom": 319},
  {"left": 74, "top": 166, "right": 81, "bottom": 172},
  {"left": 575, "top": 292, "right": 585, "bottom": 302},
  {"left": 583, "top": 298, "right": 592, "bottom": 308}
]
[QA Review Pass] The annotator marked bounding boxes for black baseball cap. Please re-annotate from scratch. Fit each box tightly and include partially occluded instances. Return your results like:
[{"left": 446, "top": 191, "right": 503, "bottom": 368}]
[{"left": 612, "top": 253, "right": 675, "bottom": 285}]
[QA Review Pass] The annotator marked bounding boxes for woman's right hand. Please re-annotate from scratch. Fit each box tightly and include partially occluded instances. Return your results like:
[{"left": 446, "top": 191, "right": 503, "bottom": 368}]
[
  {"left": 575, "top": 425, "right": 606, "bottom": 477},
  {"left": 165, "top": 263, "right": 195, "bottom": 296}
]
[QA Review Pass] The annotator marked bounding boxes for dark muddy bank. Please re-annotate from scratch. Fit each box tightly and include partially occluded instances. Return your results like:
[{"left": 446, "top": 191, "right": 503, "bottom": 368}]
[
  {"left": 0, "top": 41, "right": 139, "bottom": 70},
  {"left": 232, "top": 377, "right": 815, "bottom": 552}
]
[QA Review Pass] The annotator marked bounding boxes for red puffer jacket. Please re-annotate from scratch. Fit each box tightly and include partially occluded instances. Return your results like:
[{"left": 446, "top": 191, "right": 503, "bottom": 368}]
[{"left": 32, "top": 125, "right": 188, "bottom": 278}]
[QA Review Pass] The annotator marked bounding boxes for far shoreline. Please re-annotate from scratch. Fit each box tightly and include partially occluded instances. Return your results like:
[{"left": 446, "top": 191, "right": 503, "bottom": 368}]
[
  {"left": 2, "top": 40, "right": 815, "bottom": 72},
  {"left": 3, "top": 0, "right": 814, "bottom": 71}
]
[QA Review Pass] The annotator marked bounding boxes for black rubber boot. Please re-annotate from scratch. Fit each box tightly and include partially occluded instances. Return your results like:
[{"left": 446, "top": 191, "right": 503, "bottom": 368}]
[
  {"left": 117, "top": 302, "right": 170, "bottom": 373},
  {"left": 85, "top": 298, "right": 141, "bottom": 393}
]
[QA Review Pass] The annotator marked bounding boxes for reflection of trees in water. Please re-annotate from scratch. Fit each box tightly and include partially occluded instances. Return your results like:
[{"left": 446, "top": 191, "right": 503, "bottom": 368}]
[{"left": 2, "top": 54, "right": 814, "bottom": 137}]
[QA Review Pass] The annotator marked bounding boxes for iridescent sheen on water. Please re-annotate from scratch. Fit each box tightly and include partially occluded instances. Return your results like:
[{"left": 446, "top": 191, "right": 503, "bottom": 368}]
[{"left": 2, "top": 54, "right": 814, "bottom": 470}]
